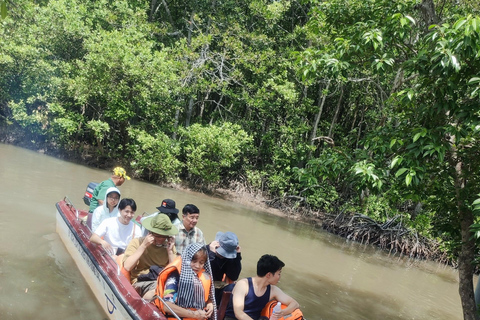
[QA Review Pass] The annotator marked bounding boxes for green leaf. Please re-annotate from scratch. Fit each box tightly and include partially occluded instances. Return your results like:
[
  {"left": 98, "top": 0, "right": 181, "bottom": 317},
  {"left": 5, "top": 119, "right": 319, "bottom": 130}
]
[
  {"left": 405, "top": 174, "right": 412, "bottom": 186},
  {"left": 405, "top": 15, "right": 415, "bottom": 25},
  {"left": 468, "top": 77, "right": 480, "bottom": 84},
  {"left": 413, "top": 132, "right": 422, "bottom": 142},
  {"left": 407, "top": 90, "right": 414, "bottom": 100},
  {"left": 395, "top": 168, "right": 408, "bottom": 177}
]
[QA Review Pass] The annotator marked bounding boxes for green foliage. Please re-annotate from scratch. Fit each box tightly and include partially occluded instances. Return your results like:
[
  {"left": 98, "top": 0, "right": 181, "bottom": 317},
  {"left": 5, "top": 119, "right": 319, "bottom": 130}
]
[
  {"left": 128, "top": 129, "right": 182, "bottom": 183},
  {"left": 291, "top": 149, "right": 350, "bottom": 212},
  {"left": 178, "top": 123, "right": 252, "bottom": 185},
  {"left": 3, "top": 3, "right": 480, "bottom": 302},
  {"left": 361, "top": 195, "right": 397, "bottom": 222},
  {"left": 351, "top": 160, "right": 384, "bottom": 192}
]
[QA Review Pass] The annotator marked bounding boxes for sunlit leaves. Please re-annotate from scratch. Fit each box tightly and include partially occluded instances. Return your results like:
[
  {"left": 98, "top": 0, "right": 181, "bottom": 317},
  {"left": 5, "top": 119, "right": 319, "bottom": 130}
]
[
  {"left": 351, "top": 160, "right": 384, "bottom": 190},
  {"left": 179, "top": 123, "right": 252, "bottom": 185},
  {"left": 363, "top": 28, "right": 383, "bottom": 50}
]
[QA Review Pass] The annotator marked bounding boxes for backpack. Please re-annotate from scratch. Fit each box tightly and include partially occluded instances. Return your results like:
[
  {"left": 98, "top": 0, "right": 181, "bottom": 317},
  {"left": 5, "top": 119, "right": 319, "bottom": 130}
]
[{"left": 260, "top": 300, "right": 305, "bottom": 320}]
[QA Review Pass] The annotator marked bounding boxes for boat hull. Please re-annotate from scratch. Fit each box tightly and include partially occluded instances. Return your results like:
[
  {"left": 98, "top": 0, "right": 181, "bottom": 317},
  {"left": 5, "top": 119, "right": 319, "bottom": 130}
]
[{"left": 55, "top": 199, "right": 165, "bottom": 320}]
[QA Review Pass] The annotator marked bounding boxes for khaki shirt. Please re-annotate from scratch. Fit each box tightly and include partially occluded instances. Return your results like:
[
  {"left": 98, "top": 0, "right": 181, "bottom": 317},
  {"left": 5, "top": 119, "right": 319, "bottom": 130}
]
[{"left": 123, "top": 237, "right": 174, "bottom": 284}]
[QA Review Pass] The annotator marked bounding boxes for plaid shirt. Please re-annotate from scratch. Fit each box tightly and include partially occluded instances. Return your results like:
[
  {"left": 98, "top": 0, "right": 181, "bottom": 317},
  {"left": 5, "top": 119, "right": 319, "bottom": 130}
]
[{"left": 173, "top": 220, "right": 205, "bottom": 255}]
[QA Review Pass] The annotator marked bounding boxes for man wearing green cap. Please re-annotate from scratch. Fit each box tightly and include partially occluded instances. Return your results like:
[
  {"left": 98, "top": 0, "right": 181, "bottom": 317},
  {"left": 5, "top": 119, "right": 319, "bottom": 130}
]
[
  {"left": 123, "top": 214, "right": 178, "bottom": 300},
  {"left": 88, "top": 167, "right": 130, "bottom": 213}
]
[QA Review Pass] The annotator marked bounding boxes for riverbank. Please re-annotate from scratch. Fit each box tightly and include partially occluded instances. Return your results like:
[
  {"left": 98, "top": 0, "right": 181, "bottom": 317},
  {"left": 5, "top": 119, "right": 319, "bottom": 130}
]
[
  {"left": 5, "top": 140, "right": 453, "bottom": 268},
  {"left": 177, "top": 179, "right": 453, "bottom": 267}
]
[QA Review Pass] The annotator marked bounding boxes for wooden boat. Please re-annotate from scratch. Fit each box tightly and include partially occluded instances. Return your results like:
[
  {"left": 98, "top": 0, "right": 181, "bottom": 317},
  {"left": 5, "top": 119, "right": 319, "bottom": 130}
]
[{"left": 55, "top": 197, "right": 166, "bottom": 320}]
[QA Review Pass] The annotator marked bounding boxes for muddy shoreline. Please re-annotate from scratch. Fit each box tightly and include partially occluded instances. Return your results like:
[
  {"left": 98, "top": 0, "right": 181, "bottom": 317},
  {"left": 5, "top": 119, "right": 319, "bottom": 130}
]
[{"left": 6, "top": 141, "right": 453, "bottom": 268}]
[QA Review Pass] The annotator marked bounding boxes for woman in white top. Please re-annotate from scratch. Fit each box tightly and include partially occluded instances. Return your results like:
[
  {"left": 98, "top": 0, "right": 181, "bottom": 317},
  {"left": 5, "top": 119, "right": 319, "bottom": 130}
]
[
  {"left": 90, "top": 198, "right": 142, "bottom": 257},
  {"left": 91, "top": 187, "right": 121, "bottom": 232}
]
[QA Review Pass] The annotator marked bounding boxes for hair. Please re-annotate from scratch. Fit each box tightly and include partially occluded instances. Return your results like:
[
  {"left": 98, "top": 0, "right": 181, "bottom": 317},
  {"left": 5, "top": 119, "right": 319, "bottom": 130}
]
[
  {"left": 182, "top": 204, "right": 200, "bottom": 215},
  {"left": 106, "top": 190, "right": 120, "bottom": 198},
  {"left": 118, "top": 198, "right": 137, "bottom": 211},
  {"left": 192, "top": 246, "right": 208, "bottom": 263},
  {"left": 256, "top": 254, "right": 285, "bottom": 277}
]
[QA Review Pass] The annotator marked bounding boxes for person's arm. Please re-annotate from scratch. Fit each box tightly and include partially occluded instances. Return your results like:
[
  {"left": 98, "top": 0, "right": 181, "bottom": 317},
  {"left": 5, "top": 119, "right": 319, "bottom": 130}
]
[
  {"left": 96, "top": 189, "right": 107, "bottom": 207},
  {"left": 91, "top": 208, "right": 102, "bottom": 232},
  {"left": 123, "top": 235, "right": 153, "bottom": 271},
  {"left": 270, "top": 285, "right": 300, "bottom": 318},
  {"left": 166, "top": 236, "right": 177, "bottom": 263},
  {"left": 164, "top": 302, "right": 208, "bottom": 320},
  {"left": 232, "top": 279, "right": 254, "bottom": 320},
  {"left": 89, "top": 232, "right": 114, "bottom": 255},
  {"left": 225, "top": 252, "right": 242, "bottom": 281},
  {"left": 197, "top": 228, "right": 206, "bottom": 245}
]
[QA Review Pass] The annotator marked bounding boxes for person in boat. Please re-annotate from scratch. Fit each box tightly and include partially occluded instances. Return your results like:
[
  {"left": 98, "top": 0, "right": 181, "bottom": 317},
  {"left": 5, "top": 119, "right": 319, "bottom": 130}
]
[
  {"left": 207, "top": 231, "right": 242, "bottom": 306},
  {"left": 89, "top": 198, "right": 142, "bottom": 257},
  {"left": 90, "top": 187, "right": 121, "bottom": 232},
  {"left": 155, "top": 242, "right": 215, "bottom": 320},
  {"left": 140, "top": 199, "right": 180, "bottom": 236},
  {"left": 173, "top": 204, "right": 205, "bottom": 255},
  {"left": 88, "top": 166, "right": 130, "bottom": 213},
  {"left": 123, "top": 213, "right": 178, "bottom": 300},
  {"left": 224, "top": 254, "right": 300, "bottom": 320}
]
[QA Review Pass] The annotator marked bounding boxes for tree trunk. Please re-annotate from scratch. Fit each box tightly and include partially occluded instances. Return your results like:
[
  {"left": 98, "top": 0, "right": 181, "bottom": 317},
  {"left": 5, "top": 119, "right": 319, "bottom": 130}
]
[
  {"left": 328, "top": 84, "right": 343, "bottom": 139},
  {"left": 309, "top": 81, "right": 330, "bottom": 147},
  {"left": 454, "top": 160, "right": 479, "bottom": 320},
  {"left": 417, "top": 0, "right": 440, "bottom": 30},
  {"left": 458, "top": 209, "right": 478, "bottom": 320},
  {"left": 185, "top": 96, "right": 194, "bottom": 127}
]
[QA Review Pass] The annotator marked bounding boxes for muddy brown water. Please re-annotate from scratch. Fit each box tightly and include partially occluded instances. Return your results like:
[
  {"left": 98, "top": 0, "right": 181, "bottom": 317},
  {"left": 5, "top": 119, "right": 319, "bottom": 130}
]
[{"left": 0, "top": 143, "right": 466, "bottom": 319}]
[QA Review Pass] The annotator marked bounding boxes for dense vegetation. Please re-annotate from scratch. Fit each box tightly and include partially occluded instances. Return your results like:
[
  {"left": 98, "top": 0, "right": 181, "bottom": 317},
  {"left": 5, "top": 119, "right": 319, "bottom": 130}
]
[{"left": 1, "top": 0, "right": 480, "bottom": 317}]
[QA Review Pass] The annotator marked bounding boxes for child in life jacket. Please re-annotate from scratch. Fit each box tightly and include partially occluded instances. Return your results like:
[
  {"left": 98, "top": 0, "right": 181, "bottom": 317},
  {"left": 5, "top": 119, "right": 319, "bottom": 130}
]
[{"left": 155, "top": 243, "right": 216, "bottom": 320}]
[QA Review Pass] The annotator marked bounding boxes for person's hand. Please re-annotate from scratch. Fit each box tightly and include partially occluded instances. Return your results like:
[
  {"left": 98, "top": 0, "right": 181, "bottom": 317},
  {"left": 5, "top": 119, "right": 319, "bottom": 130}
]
[
  {"left": 269, "top": 309, "right": 284, "bottom": 320},
  {"left": 236, "top": 245, "right": 241, "bottom": 253},
  {"left": 142, "top": 234, "right": 155, "bottom": 248},
  {"left": 101, "top": 241, "right": 114, "bottom": 255},
  {"left": 192, "top": 309, "right": 207, "bottom": 319},
  {"left": 209, "top": 240, "right": 220, "bottom": 253},
  {"left": 269, "top": 313, "right": 282, "bottom": 320},
  {"left": 166, "top": 236, "right": 175, "bottom": 251},
  {"left": 204, "top": 302, "right": 214, "bottom": 317}
]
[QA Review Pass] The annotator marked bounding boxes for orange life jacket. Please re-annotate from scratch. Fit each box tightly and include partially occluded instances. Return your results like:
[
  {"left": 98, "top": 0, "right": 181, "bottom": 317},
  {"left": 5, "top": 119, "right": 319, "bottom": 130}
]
[
  {"left": 154, "top": 256, "right": 211, "bottom": 320},
  {"left": 260, "top": 300, "right": 304, "bottom": 320}
]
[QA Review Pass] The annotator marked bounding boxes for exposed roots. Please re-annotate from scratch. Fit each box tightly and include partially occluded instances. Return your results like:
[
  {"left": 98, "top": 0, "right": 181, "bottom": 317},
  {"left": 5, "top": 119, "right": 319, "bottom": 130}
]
[{"left": 323, "top": 212, "right": 452, "bottom": 265}]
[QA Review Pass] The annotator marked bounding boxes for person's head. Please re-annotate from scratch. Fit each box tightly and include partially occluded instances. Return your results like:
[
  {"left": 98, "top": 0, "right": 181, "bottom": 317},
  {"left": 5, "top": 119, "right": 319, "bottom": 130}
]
[
  {"left": 181, "top": 204, "right": 200, "bottom": 231},
  {"left": 177, "top": 243, "right": 213, "bottom": 308},
  {"left": 156, "top": 199, "right": 179, "bottom": 222},
  {"left": 257, "top": 254, "right": 285, "bottom": 284},
  {"left": 111, "top": 167, "right": 130, "bottom": 186},
  {"left": 118, "top": 198, "right": 136, "bottom": 225},
  {"left": 105, "top": 187, "right": 121, "bottom": 210},
  {"left": 215, "top": 231, "right": 239, "bottom": 259},
  {"left": 182, "top": 243, "right": 208, "bottom": 275},
  {"left": 142, "top": 213, "right": 178, "bottom": 247}
]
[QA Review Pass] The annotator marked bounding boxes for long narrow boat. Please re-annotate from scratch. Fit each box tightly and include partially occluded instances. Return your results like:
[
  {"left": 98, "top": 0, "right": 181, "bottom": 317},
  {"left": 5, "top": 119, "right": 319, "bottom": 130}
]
[{"left": 55, "top": 197, "right": 166, "bottom": 320}]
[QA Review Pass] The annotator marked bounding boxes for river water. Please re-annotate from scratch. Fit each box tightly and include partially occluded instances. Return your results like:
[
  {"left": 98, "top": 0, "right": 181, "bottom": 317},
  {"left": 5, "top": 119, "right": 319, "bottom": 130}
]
[{"left": 0, "top": 143, "right": 465, "bottom": 319}]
